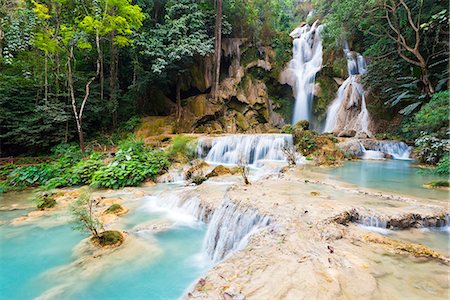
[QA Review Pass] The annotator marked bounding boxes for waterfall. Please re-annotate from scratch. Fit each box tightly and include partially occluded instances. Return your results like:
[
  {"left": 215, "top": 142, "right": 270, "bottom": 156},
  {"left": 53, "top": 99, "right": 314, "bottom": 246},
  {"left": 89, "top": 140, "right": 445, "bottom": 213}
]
[
  {"left": 323, "top": 43, "right": 371, "bottom": 137},
  {"left": 144, "top": 190, "right": 272, "bottom": 262},
  {"left": 280, "top": 20, "right": 323, "bottom": 124},
  {"left": 361, "top": 141, "right": 412, "bottom": 160},
  {"left": 143, "top": 192, "right": 211, "bottom": 224},
  {"left": 203, "top": 197, "right": 271, "bottom": 262},
  {"left": 198, "top": 134, "right": 294, "bottom": 166}
]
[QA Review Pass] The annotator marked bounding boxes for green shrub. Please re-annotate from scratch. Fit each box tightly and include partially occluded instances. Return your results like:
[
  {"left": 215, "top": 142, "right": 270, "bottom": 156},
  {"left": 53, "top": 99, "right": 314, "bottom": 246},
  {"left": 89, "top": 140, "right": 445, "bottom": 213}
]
[
  {"left": 34, "top": 192, "right": 57, "bottom": 210},
  {"left": 281, "top": 125, "right": 293, "bottom": 134},
  {"left": 426, "top": 180, "right": 450, "bottom": 188},
  {"left": 414, "top": 135, "right": 449, "bottom": 165},
  {"left": 167, "top": 135, "right": 196, "bottom": 161},
  {"left": 71, "top": 152, "right": 105, "bottom": 184},
  {"left": 91, "top": 138, "right": 170, "bottom": 189},
  {"left": 401, "top": 91, "right": 449, "bottom": 140},
  {"left": 120, "top": 116, "right": 141, "bottom": 132},
  {"left": 7, "top": 164, "right": 57, "bottom": 188},
  {"left": 93, "top": 230, "right": 124, "bottom": 247},
  {"left": 433, "top": 156, "right": 449, "bottom": 176}
]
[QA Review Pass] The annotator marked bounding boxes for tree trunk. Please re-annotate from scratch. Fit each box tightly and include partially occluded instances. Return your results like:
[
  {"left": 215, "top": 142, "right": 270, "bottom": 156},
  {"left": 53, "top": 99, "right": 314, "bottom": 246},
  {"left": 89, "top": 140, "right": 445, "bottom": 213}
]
[
  {"left": 44, "top": 54, "right": 48, "bottom": 104},
  {"left": 176, "top": 74, "right": 182, "bottom": 123},
  {"left": 78, "top": 122, "right": 86, "bottom": 157},
  {"left": 421, "top": 67, "right": 435, "bottom": 94},
  {"left": 110, "top": 31, "right": 118, "bottom": 129},
  {"left": 211, "top": 0, "right": 222, "bottom": 102}
]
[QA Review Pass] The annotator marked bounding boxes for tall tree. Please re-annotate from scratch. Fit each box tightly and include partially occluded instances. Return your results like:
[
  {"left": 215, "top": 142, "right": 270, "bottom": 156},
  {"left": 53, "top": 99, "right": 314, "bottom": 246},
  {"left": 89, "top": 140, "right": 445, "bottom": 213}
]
[
  {"left": 139, "top": 0, "right": 214, "bottom": 123},
  {"left": 211, "top": 0, "right": 222, "bottom": 102}
]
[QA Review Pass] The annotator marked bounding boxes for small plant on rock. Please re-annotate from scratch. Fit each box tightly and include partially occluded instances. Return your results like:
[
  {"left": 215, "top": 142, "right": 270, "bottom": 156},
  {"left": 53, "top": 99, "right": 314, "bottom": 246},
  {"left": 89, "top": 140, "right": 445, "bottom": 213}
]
[
  {"left": 237, "top": 157, "right": 251, "bottom": 185},
  {"left": 70, "top": 188, "right": 103, "bottom": 240},
  {"left": 282, "top": 142, "right": 297, "bottom": 166}
]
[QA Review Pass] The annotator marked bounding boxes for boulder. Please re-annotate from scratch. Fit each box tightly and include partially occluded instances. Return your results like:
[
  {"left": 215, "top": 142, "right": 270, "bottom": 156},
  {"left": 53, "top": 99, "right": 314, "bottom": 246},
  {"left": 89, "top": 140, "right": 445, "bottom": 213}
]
[
  {"left": 338, "top": 130, "right": 356, "bottom": 138},
  {"left": 206, "top": 165, "right": 237, "bottom": 178}
]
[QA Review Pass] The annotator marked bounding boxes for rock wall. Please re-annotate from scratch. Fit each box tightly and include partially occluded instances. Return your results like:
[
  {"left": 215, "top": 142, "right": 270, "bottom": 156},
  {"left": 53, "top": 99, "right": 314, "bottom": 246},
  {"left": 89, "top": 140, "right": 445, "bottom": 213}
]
[{"left": 179, "top": 38, "right": 293, "bottom": 134}]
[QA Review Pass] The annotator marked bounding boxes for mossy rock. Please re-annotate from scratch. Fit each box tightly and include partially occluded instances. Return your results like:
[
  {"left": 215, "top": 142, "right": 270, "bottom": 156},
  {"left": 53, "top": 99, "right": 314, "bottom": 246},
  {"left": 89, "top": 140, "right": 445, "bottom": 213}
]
[
  {"left": 191, "top": 175, "right": 208, "bottom": 185},
  {"left": 105, "top": 204, "right": 125, "bottom": 214},
  {"left": 206, "top": 165, "right": 237, "bottom": 178},
  {"left": 424, "top": 180, "right": 450, "bottom": 189},
  {"left": 35, "top": 193, "right": 56, "bottom": 210},
  {"left": 281, "top": 125, "right": 293, "bottom": 134},
  {"left": 92, "top": 230, "right": 124, "bottom": 248},
  {"left": 185, "top": 161, "right": 209, "bottom": 180}
]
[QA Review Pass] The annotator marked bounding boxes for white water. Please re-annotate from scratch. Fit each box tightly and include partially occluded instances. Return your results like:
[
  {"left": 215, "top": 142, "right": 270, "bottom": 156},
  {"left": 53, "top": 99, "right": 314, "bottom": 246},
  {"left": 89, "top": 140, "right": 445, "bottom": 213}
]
[
  {"left": 198, "top": 134, "right": 294, "bottom": 167},
  {"left": 363, "top": 141, "right": 412, "bottom": 160},
  {"left": 203, "top": 197, "right": 271, "bottom": 262},
  {"left": 281, "top": 21, "right": 323, "bottom": 124},
  {"left": 323, "top": 43, "right": 371, "bottom": 136},
  {"left": 143, "top": 189, "right": 271, "bottom": 262}
]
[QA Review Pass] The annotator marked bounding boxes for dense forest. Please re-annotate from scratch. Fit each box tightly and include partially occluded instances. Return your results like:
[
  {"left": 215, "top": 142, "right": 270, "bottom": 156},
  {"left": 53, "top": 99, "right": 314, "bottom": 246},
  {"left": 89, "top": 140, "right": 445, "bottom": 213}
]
[{"left": 0, "top": 0, "right": 448, "bottom": 191}]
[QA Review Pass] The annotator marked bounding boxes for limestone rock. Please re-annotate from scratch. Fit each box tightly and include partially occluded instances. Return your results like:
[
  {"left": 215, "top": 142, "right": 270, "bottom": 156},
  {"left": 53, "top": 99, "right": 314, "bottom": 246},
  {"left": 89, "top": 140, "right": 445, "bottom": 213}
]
[{"left": 338, "top": 130, "right": 356, "bottom": 138}]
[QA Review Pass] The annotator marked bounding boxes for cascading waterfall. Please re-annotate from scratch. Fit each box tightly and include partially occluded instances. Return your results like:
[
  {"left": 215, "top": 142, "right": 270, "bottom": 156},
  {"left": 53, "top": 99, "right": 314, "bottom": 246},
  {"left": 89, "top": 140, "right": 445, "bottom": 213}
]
[
  {"left": 203, "top": 197, "right": 271, "bottom": 262},
  {"left": 361, "top": 141, "right": 412, "bottom": 160},
  {"left": 198, "top": 134, "right": 294, "bottom": 166},
  {"left": 145, "top": 190, "right": 271, "bottom": 262},
  {"left": 323, "top": 43, "right": 371, "bottom": 137},
  {"left": 280, "top": 20, "right": 323, "bottom": 125}
]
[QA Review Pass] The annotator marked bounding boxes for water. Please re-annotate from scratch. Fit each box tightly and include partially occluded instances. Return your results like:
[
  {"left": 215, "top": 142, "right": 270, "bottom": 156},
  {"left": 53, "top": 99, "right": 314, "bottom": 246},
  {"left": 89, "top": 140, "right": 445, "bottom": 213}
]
[
  {"left": 280, "top": 21, "right": 323, "bottom": 124},
  {"left": 361, "top": 140, "right": 412, "bottom": 160},
  {"left": 73, "top": 226, "right": 209, "bottom": 300},
  {"left": 321, "top": 160, "right": 448, "bottom": 200},
  {"left": 198, "top": 134, "right": 294, "bottom": 167},
  {"left": 0, "top": 189, "right": 211, "bottom": 300},
  {"left": 323, "top": 43, "right": 371, "bottom": 136},
  {"left": 0, "top": 221, "right": 83, "bottom": 299},
  {"left": 204, "top": 196, "right": 271, "bottom": 262}
]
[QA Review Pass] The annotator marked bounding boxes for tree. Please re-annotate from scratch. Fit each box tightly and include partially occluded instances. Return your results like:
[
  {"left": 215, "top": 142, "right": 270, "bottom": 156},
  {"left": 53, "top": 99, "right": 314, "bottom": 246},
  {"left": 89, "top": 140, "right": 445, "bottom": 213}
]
[
  {"left": 139, "top": 0, "right": 214, "bottom": 123},
  {"left": 367, "top": 0, "right": 434, "bottom": 94},
  {"left": 70, "top": 188, "right": 103, "bottom": 239},
  {"left": 211, "top": 0, "right": 222, "bottom": 102}
]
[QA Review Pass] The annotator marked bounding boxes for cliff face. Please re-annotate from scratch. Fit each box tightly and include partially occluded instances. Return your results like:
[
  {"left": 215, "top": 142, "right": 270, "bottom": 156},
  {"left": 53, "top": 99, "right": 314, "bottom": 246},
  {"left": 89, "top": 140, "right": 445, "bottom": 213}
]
[{"left": 175, "top": 38, "right": 294, "bottom": 134}]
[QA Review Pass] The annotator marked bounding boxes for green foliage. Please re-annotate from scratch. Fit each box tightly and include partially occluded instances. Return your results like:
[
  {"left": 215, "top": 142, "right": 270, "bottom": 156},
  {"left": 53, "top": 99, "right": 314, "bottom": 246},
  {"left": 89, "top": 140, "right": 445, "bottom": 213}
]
[
  {"left": 34, "top": 192, "right": 57, "bottom": 210},
  {"left": 295, "top": 130, "right": 319, "bottom": 156},
  {"left": 426, "top": 180, "right": 449, "bottom": 188},
  {"left": 91, "top": 138, "right": 170, "bottom": 189},
  {"left": 433, "top": 156, "right": 449, "bottom": 176},
  {"left": 281, "top": 125, "right": 293, "bottom": 134},
  {"left": 93, "top": 230, "right": 124, "bottom": 247},
  {"left": 414, "top": 135, "right": 449, "bottom": 165},
  {"left": 6, "top": 164, "right": 57, "bottom": 188},
  {"left": 70, "top": 187, "right": 103, "bottom": 238},
  {"left": 401, "top": 91, "right": 449, "bottom": 140},
  {"left": 120, "top": 116, "right": 141, "bottom": 132},
  {"left": 167, "top": 135, "right": 196, "bottom": 161}
]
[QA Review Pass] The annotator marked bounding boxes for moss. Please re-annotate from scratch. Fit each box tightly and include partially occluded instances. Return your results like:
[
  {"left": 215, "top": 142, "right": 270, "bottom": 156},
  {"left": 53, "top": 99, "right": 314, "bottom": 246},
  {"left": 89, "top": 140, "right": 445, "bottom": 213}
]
[
  {"left": 313, "top": 76, "right": 339, "bottom": 122},
  {"left": 105, "top": 204, "right": 123, "bottom": 214},
  {"left": 425, "top": 180, "right": 450, "bottom": 188},
  {"left": 92, "top": 230, "right": 124, "bottom": 247},
  {"left": 235, "top": 112, "right": 250, "bottom": 131},
  {"left": 332, "top": 57, "right": 347, "bottom": 78},
  {"left": 191, "top": 175, "right": 207, "bottom": 185},
  {"left": 281, "top": 125, "right": 292, "bottom": 134},
  {"left": 35, "top": 192, "right": 56, "bottom": 210},
  {"left": 206, "top": 165, "right": 236, "bottom": 178}
]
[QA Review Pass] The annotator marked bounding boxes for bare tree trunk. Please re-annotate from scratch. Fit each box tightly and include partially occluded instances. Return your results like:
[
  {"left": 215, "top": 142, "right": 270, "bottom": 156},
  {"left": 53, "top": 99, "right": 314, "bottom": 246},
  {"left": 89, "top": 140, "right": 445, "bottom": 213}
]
[
  {"left": 67, "top": 45, "right": 100, "bottom": 157},
  {"left": 176, "top": 74, "right": 182, "bottom": 123},
  {"left": 110, "top": 31, "right": 118, "bottom": 129},
  {"left": 211, "top": 0, "right": 222, "bottom": 102}
]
